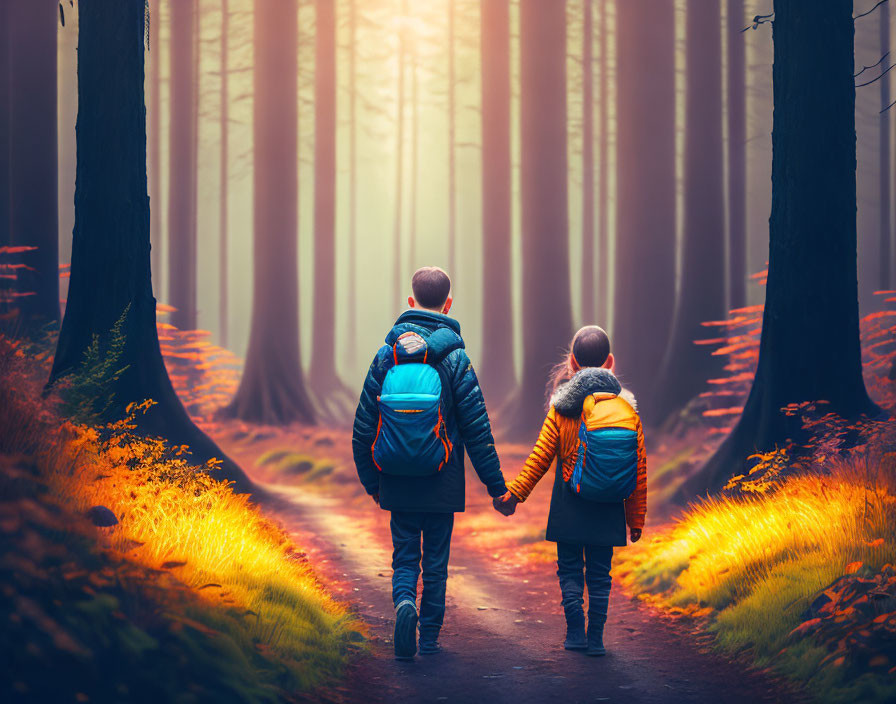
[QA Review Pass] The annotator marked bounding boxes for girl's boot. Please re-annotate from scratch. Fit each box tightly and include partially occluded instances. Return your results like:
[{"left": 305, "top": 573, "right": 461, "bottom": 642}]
[
  {"left": 586, "top": 615, "right": 606, "bottom": 656},
  {"left": 563, "top": 604, "right": 587, "bottom": 650}
]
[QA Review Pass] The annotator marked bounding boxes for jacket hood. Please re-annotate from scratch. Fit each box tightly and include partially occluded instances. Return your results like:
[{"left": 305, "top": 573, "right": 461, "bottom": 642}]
[
  {"left": 551, "top": 367, "right": 634, "bottom": 418},
  {"left": 384, "top": 310, "right": 465, "bottom": 364}
]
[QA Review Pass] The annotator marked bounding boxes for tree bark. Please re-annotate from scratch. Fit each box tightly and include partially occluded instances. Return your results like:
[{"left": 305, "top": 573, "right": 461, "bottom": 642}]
[
  {"left": 597, "top": 0, "right": 610, "bottom": 324},
  {"left": 346, "top": 0, "right": 358, "bottom": 370},
  {"left": 511, "top": 0, "right": 573, "bottom": 439},
  {"left": 613, "top": 0, "right": 677, "bottom": 419},
  {"left": 653, "top": 0, "right": 727, "bottom": 422},
  {"left": 448, "top": 0, "right": 457, "bottom": 277},
  {"left": 221, "top": 0, "right": 315, "bottom": 426},
  {"left": 728, "top": 0, "right": 747, "bottom": 309},
  {"left": 219, "top": 0, "right": 230, "bottom": 348},
  {"left": 8, "top": 0, "right": 59, "bottom": 325},
  {"left": 148, "top": 0, "right": 162, "bottom": 297},
  {"left": 49, "top": 0, "right": 250, "bottom": 492},
  {"left": 310, "top": 0, "right": 340, "bottom": 389},
  {"left": 880, "top": 0, "right": 891, "bottom": 290},
  {"left": 167, "top": 0, "right": 198, "bottom": 331},
  {"left": 392, "top": 0, "right": 407, "bottom": 307},
  {"left": 479, "top": 0, "right": 516, "bottom": 405},
  {"left": 580, "top": 0, "right": 595, "bottom": 325},
  {"left": 689, "top": 0, "right": 876, "bottom": 496},
  {"left": 0, "top": 0, "right": 9, "bottom": 250}
]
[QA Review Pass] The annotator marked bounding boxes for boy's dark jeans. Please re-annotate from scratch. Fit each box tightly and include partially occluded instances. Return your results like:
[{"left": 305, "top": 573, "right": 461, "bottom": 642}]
[
  {"left": 556, "top": 543, "right": 613, "bottom": 624},
  {"left": 390, "top": 511, "right": 455, "bottom": 640}
]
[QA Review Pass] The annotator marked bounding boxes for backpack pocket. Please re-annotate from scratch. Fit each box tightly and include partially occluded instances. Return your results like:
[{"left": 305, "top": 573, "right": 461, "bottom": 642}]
[
  {"left": 569, "top": 426, "right": 638, "bottom": 502},
  {"left": 373, "top": 393, "right": 451, "bottom": 476}
]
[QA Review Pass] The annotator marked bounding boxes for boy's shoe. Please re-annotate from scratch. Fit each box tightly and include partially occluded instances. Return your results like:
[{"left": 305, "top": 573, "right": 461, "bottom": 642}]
[
  {"left": 563, "top": 606, "right": 587, "bottom": 650},
  {"left": 586, "top": 619, "right": 606, "bottom": 657},
  {"left": 419, "top": 639, "right": 442, "bottom": 655},
  {"left": 394, "top": 600, "right": 418, "bottom": 661}
]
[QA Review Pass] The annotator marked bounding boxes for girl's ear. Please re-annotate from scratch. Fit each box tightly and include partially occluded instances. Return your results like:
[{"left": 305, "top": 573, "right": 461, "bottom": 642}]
[
  {"left": 569, "top": 352, "right": 580, "bottom": 373},
  {"left": 603, "top": 353, "right": 615, "bottom": 371}
]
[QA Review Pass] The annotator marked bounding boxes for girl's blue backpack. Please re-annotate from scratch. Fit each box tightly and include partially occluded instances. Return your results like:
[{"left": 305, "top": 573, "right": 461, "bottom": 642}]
[
  {"left": 372, "top": 332, "right": 452, "bottom": 476},
  {"left": 568, "top": 393, "right": 639, "bottom": 502}
]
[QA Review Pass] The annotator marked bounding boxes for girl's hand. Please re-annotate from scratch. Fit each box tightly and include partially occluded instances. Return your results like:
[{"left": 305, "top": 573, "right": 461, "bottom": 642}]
[{"left": 630, "top": 528, "right": 642, "bottom": 543}]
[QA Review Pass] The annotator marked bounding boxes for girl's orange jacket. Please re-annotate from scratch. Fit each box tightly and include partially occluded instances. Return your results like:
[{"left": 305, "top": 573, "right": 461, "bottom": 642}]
[{"left": 506, "top": 394, "right": 647, "bottom": 531}]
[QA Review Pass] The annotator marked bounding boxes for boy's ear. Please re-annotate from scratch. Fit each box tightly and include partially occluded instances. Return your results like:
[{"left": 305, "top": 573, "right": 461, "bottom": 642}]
[
  {"left": 441, "top": 295, "right": 453, "bottom": 315},
  {"left": 603, "top": 353, "right": 615, "bottom": 371},
  {"left": 408, "top": 296, "right": 416, "bottom": 309}
]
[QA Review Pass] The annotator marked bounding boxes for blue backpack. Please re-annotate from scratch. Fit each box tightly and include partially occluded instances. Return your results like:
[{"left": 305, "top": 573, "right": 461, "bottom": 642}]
[
  {"left": 372, "top": 332, "right": 453, "bottom": 476},
  {"left": 568, "top": 393, "right": 639, "bottom": 502}
]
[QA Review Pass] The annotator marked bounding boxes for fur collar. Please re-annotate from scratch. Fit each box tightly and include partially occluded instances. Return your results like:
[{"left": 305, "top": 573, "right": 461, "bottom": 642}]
[{"left": 551, "top": 367, "right": 637, "bottom": 417}]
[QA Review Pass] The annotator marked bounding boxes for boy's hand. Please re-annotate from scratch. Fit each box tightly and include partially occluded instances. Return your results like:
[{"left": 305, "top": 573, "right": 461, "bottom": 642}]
[
  {"left": 493, "top": 492, "right": 518, "bottom": 516},
  {"left": 630, "top": 528, "right": 642, "bottom": 543}
]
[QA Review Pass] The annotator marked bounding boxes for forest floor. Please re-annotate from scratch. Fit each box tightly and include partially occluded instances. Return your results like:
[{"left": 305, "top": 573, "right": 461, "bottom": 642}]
[{"left": 209, "top": 421, "right": 796, "bottom": 704}]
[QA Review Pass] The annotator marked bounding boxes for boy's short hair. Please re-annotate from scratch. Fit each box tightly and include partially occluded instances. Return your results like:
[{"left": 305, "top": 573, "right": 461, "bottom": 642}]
[
  {"left": 572, "top": 326, "right": 611, "bottom": 368},
  {"left": 411, "top": 267, "right": 451, "bottom": 309}
]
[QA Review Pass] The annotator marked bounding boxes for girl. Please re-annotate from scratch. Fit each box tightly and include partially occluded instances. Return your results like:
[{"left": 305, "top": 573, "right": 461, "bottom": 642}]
[{"left": 495, "top": 326, "right": 647, "bottom": 656}]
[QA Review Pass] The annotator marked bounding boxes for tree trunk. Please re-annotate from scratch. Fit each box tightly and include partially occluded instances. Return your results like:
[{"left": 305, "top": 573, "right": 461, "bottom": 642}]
[
  {"left": 580, "top": 0, "right": 595, "bottom": 325},
  {"left": 689, "top": 0, "right": 876, "bottom": 497},
  {"left": 148, "top": 0, "right": 162, "bottom": 295},
  {"left": 392, "top": 0, "right": 406, "bottom": 307},
  {"left": 346, "top": 0, "right": 358, "bottom": 370},
  {"left": 8, "top": 0, "right": 59, "bottom": 325},
  {"left": 653, "top": 0, "right": 727, "bottom": 422},
  {"left": 310, "top": 0, "right": 339, "bottom": 389},
  {"left": 219, "top": 0, "right": 230, "bottom": 347},
  {"left": 221, "top": 0, "right": 315, "bottom": 426},
  {"left": 448, "top": 0, "right": 457, "bottom": 277},
  {"left": 881, "top": 0, "right": 891, "bottom": 290},
  {"left": 612, "top": 0, "right": 677, "bottom": 419},
  {"left": 597, "top": 0, "right": 610, "bottom": 324},
  {"left": 479, "top": 0, "right": 516, "bottom": 405},
  {"left": 728, "top": 0, "right": 747, "bottom": 309},
  {"left": 511, "top": 0, "right": 572, "bottom": 439},
  {"left": 49, "top": 0, "right": 250, "bottom": 493},
  {"left": 0, "top": 0, "right": 9, "bottom": 249},
  {"left": 167, "top": 0, "right": 198, "bottom": 331},
  {"left": 409, "top": 60, "right": 418, "bottom": 270}
]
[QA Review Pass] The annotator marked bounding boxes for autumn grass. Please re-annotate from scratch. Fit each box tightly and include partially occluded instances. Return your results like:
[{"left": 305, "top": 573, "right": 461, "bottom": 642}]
[
  {"left": 0, "top": 336, "right": 362, "bottom": 701},
  {"left": 615, "top": 459, "right": 896, "bottom": 703}
]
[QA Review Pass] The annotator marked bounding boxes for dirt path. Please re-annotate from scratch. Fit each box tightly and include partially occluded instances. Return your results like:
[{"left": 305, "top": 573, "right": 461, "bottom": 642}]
[{"left": 213, "top": 426, "right": 797, "bottom": 704}]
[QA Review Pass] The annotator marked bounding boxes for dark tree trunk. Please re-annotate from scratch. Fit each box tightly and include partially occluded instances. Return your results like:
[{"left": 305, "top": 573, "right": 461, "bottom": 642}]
[
  {"left": 653, "top": 0, "right": 726, "bottom": 422},
  {"left": 597, "top": 0, "right": 609, "bottom": 324},
  {"left": 881, "top": 1, "right": 891, "bottom": 290},
  {"left": 511, "top": 0, "right": 572, "bottom": 439},
  {"left": 219, "top": 0, "right": 230, "bottom": 347},
  {"left": 613, "top": 0, "right": 677, "bottom": 419},
  {"left": 310, "top": 0, "right": 340, "bottom": 389},
  {"left": 221, "top": 0, "right": 315, "bottom": 426},
  {"left": 392, "top": 0, "right": 407, "bottom": 307},
  {"left": 49, "top": 0, "right": 250, "bottom": 493},
  {"left": 448, "top": 0, "right": 457, "bottom": 277},
  {"left": 148, "top": 0, "right": 162, "bottom": 296},
  {"left": 8, "top": 0, "right": 59, "bottom": 325},
  {"left": 479, "top": 0, "right": 516, "bottom": 404},
  {"left": 167, "top": 0, "right": 198, "bottom": 330},
  {"left": 0, "top": 0, "right": 9, "bottom": 249},
  {"left": 346, "top": 0, "right": 358, "bottom": 370},
  {"left": 688, "top": 0, "right": 876, "bottom": 497},
  {"left": 728, "top": 0, "right": 747, "bottom": 309},
  {"left": 580, "top": 0, "right": 595, "bottom": 325}
]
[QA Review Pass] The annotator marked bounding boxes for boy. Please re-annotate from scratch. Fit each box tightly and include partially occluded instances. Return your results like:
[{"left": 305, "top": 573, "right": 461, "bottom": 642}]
[{"left": 352, "top": 266, "right": 507, "bottom": 660}]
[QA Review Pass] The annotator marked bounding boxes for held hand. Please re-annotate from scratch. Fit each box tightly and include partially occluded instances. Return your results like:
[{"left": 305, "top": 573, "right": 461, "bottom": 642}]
[
  {"left": 492, "top": 491, "right": 518, "bottom": 517},
  {"left": 630, "top": 528, "right": 642, "bottom": 543}
]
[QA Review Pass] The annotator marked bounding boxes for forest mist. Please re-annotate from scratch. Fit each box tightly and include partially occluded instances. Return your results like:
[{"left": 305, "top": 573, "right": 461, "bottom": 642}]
[{"left": 50, "top": 1, "right": 892, "bottom": 397}]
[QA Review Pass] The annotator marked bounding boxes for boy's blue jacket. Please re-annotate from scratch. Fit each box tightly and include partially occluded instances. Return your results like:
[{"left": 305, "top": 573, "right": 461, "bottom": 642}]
[{"left": 352, "top": 310, "right": 506, "bottom": 512}]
